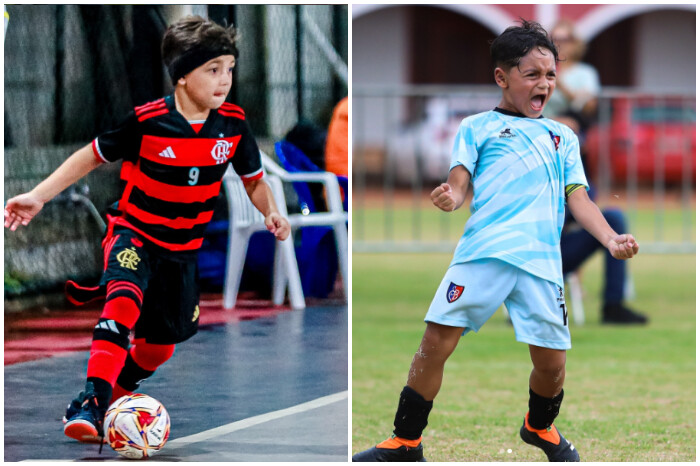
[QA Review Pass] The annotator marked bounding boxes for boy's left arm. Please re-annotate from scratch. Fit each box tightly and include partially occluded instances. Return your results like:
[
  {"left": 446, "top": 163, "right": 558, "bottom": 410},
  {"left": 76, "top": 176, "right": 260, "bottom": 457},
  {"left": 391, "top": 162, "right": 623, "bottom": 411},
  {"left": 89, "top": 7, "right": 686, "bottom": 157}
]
[
  {"left": 244, "top": 179, "right": 291, "bottom": 241},
  {"left": 566, "top": 188, "right": 639, "bottom": 259}
]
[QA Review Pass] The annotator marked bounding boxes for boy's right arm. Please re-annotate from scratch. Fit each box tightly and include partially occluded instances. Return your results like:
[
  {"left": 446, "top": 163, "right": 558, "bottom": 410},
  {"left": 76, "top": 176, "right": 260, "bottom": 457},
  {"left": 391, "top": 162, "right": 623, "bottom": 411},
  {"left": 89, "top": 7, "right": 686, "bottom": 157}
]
[
  {"left": 431, "top": 165, "right": 471, "bottom": 212},
  {"left": 4, "top": 144, "right": 102, "bottom": 230}
]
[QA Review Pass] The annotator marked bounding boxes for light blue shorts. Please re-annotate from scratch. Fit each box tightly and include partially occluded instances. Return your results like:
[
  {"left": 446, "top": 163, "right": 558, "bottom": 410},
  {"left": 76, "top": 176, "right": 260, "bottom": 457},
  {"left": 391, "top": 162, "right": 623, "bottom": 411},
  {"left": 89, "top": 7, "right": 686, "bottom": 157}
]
[{"left": 424, "top": 258, "right": 571, "bottom": 350}]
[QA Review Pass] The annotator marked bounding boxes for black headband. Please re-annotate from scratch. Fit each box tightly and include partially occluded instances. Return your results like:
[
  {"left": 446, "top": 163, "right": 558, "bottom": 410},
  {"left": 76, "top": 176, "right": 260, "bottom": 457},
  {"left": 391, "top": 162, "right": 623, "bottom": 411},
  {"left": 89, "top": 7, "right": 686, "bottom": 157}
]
[{"left": 168, "top": 45, "right": 236, "bottom": 85}]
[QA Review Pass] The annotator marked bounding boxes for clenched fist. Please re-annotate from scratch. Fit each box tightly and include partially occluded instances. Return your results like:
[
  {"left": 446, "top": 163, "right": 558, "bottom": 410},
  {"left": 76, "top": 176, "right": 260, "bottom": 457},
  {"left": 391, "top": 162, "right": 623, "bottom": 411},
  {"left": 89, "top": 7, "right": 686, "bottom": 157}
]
[
  {"left": 431, "top": 183, "right": 457, "bottom": 212},
  {"left": 607, "top": 234, "right": 639, "bottom": 260}
]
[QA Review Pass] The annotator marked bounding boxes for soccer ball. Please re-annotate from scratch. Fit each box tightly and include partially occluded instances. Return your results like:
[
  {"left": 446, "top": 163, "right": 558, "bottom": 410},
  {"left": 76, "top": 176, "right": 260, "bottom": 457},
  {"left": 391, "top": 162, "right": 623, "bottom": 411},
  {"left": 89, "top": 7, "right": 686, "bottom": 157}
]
[{"left": 104, "top": 394, "right": 170, "bottom": 459}]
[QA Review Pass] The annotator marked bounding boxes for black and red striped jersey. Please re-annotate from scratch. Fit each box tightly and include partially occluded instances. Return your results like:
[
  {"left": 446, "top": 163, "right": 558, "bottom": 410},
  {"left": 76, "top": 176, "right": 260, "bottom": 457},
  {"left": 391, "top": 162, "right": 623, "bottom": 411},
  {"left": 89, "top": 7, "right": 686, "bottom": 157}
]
[{"left": 91, "top": 94, "right": 263, "bottom": 252}]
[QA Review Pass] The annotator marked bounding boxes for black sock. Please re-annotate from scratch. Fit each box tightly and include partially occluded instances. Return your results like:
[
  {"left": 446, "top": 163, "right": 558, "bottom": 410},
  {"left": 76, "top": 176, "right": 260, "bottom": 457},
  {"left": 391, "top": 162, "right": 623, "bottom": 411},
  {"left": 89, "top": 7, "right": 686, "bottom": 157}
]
[
  {"left": 116, "top": 352, "right": 155, "bottom": 391},
  {"left": 392, "top": 386, "right": 433, "bottom": 440},
  {"left": 528, "top": 387, "right": 564, "bottom": 429},
  {"left": 87, "top": 377, "right": 112, "bottom": 413}
]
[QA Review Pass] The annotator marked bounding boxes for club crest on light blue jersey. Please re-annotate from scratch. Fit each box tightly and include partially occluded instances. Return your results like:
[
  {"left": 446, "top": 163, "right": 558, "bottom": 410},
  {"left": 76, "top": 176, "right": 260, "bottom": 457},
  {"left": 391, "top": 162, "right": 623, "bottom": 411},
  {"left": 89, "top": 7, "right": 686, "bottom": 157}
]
[
  {"left": 448, "top": 109, "right": 588, "bottom": 288},
  {"left": 549, "top": 130, "right": 561, "bottom": 151}
]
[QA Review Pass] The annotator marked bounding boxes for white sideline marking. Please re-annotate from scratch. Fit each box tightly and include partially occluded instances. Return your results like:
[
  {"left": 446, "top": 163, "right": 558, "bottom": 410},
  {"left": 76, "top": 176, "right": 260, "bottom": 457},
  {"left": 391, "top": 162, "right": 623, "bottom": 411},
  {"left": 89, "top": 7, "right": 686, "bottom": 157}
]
[
  {"left": 168, "top": 390, "right": 348, "bottom": 446},
  {"left": 19, "top": 391, "right": 348, "bottom": 461}
]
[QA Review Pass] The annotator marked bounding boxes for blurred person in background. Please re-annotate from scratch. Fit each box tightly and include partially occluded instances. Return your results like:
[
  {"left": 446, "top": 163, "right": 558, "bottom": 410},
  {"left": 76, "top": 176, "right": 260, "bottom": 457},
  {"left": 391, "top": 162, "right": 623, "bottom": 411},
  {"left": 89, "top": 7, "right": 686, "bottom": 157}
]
[
  {"left": 544, "top": 19, "right": 599, "bottom": 137},
  {"left": 283, "top": 119, "right": 328, "bottom": 211},
  {"left": 325, "top": 97, "right": 348, "bottom": 207},
  {"left": 282, "top": 96, "right": 348, "bottom": 210},
  {"left": 548, "top": 19, "right": 647, "bottom": 325},
  {"left": 325, "top": 96, "right": 348, "bottom": 177}
]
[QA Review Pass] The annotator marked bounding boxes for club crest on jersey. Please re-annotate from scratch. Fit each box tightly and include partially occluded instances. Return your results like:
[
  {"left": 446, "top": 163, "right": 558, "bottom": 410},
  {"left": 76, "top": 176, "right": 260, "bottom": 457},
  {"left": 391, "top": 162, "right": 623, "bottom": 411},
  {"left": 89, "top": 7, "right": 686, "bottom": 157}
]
[
  {"left": 211, "top": 140, "right": 233, "bottom": 164},
  {"left": 549, "top": 131, "right": 561, "bottom": 151},
  {"left": 446, "top": 282, "right": 465, "bottom": 303}
]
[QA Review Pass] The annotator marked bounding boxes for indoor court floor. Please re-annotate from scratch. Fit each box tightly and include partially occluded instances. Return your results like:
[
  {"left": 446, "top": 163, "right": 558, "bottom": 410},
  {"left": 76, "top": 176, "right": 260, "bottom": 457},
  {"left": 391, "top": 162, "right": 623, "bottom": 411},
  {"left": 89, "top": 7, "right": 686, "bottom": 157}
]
[{"left": 5, "top": 299, "right": 348, "bottom": 461}]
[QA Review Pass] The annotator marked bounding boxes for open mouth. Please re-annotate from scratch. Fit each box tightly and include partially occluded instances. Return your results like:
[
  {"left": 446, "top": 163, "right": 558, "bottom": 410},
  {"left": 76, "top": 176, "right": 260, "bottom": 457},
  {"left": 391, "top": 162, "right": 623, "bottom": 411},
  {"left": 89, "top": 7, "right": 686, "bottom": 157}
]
[{"left": 530, "top": 94, "right": 546, "bottom": 111}]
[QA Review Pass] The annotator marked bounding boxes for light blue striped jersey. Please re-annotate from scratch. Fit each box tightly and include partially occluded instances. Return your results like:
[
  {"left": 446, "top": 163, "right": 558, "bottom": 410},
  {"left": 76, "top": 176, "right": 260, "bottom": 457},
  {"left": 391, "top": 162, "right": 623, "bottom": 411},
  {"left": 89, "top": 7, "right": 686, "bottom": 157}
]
[{"left": 449, "top": 108, "right": 588, "bottom": 288}]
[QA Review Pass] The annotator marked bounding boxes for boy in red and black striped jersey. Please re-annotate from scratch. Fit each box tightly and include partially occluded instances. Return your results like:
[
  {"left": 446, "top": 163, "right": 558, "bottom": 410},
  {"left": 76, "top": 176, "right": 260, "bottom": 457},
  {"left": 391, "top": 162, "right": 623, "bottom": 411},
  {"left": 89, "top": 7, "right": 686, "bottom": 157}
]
[{"left": 4, "top": 16, "right": 291, "bottom": 444}]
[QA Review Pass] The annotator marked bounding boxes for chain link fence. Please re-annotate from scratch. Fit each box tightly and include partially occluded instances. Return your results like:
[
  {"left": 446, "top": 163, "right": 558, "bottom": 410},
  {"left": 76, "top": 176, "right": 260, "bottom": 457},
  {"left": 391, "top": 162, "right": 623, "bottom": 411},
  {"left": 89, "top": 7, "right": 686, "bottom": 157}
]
[
  {"left": 4, "top": 4, "right": 348, "bottom": 309},
  {"left": 353, "top": 85, "right": 696, "bottom": 254}
]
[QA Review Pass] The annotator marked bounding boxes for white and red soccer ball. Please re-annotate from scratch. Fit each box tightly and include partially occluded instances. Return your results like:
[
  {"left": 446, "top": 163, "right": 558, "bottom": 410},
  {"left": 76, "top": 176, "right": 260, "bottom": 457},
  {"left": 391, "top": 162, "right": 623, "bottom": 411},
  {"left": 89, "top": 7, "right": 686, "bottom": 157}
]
[{"left": 104, "top": 393, "right": 170, "bottom": 460}]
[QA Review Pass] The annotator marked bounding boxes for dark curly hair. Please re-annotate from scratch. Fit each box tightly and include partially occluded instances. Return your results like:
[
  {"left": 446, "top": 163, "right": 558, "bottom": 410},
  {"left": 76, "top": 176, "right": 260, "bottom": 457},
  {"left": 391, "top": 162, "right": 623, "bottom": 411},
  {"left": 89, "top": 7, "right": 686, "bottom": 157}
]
[
  {"left": 161, "top": 15, "right": 239, "bottom": 84},
  {"left": 490, "top": 19, "right": 559, "bottom": 71}
]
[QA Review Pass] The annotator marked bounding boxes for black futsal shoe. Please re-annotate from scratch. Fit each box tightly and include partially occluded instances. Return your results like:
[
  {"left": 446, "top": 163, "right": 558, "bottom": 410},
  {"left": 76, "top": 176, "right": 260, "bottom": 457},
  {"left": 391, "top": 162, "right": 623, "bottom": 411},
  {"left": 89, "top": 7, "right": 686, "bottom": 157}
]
[
  {"left": 352, "top": 436, "right": 427, "bottom": 462},
  {"left": 63, "top": 382, "right": 106, "bottom": 444}
]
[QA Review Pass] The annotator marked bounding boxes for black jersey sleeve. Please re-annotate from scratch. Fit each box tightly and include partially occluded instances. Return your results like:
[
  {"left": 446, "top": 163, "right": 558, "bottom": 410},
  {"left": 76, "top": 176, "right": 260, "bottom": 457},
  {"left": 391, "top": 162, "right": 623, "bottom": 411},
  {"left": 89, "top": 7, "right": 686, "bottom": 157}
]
[
  {"left": 93, "top": 111, "right": 141, "bottom": 163},
  {"left": 231, "top": 120, "right": 263, "bottom": 182}
]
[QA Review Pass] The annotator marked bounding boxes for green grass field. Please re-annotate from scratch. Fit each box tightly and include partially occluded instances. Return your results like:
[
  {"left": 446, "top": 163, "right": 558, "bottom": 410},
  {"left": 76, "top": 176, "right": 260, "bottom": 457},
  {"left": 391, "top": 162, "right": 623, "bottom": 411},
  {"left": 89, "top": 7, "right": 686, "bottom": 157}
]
[
  {"left": 353, "top": 204, "right": 695, "bottom": 244},
  {"left": 352, "top": 208, "right": 696, "bottom": 461}
]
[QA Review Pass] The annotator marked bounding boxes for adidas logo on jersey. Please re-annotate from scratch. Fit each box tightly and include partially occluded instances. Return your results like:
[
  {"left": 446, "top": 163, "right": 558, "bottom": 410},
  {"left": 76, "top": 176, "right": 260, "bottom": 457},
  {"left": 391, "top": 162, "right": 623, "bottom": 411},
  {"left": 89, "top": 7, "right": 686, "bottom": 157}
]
[
  {"left": 159, "top": 146, "right": 177, "bottom": 159},
  {"left": 499, "top": 128, "right": 516, "bottom": 139}
]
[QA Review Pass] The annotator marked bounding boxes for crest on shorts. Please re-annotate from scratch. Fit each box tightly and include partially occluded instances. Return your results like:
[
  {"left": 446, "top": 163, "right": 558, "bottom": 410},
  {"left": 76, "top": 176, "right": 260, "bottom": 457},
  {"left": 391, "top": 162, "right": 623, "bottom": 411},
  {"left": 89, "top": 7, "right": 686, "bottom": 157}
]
[
  {"left": 116, "top": 247, "right": 141, "bottom": 271},
  {"left": 211, "top": 139, "right": 233, "bottom": 164},
  {"left": 446, "top": 282, "right": 465, "bottom": 303}
]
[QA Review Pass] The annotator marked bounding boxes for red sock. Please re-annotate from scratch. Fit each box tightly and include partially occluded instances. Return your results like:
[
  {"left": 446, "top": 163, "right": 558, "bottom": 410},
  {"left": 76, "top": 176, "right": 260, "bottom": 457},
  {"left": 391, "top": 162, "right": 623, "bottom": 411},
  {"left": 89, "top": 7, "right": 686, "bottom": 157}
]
[
  {"left": 86, "top": 283, "right": 142, "bottom": 388},
  {"left": 110, "top": 382, "right": 133, "bottom": 403},
  {"left": 131, "top": 338, "right": 175, "bottom": 371}
]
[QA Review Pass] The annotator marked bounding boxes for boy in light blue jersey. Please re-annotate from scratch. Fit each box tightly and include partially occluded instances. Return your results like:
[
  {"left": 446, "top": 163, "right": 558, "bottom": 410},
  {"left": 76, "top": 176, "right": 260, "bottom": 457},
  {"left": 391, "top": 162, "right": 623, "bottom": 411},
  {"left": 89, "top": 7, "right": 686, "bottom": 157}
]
[{"left": 353, "top": 20, "right": 639, "bottom": 462}]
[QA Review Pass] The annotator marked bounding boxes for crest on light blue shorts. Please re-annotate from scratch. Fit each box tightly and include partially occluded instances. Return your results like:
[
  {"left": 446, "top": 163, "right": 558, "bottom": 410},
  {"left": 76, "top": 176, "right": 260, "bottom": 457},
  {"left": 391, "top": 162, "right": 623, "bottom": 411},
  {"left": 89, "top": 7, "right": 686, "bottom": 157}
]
[{"left": 446, "top": 282, "right": 465, "bottom": 303}]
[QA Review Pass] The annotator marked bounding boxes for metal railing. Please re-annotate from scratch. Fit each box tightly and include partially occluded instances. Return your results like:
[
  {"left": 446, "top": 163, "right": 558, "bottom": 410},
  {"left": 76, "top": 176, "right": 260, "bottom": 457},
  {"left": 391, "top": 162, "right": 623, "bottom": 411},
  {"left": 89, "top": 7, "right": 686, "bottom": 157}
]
[{"left": 352, "top": 85, "right": 695, "bottom": 254}]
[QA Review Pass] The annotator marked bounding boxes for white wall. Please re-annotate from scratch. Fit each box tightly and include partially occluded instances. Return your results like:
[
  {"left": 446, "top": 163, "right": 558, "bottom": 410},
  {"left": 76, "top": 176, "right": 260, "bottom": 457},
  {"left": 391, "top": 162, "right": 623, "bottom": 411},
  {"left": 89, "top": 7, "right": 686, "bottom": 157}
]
[
  {"left": 634, "top": 10, "right": 695, "bottom": 93},
  {"left": 353, "top": 7, "right": 409, "bottom": 85},
  {"left": 353, "top": 7, "right": 411, "bottom": 145}
]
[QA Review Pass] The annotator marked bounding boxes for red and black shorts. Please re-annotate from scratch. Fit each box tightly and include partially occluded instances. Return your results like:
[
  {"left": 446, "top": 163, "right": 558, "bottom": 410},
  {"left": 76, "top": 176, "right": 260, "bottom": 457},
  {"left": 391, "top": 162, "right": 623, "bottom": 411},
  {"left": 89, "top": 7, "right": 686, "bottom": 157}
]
[{"left": 100, "top": 227, "right": 200, "bottom": 345}]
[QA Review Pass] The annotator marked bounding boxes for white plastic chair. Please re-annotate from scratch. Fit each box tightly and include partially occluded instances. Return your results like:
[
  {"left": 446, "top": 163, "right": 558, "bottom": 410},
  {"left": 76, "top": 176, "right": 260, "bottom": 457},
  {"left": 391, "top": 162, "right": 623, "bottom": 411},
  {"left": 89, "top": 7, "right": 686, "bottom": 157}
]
[
  {"left": 260, "top": 151, "right": 349, "bottom": 299},
  {"left": 222, "top": 165, "right": 305, "bottom": 310},
  {"left": 566, "top": 274, "right": 585, "bottom": 326}
]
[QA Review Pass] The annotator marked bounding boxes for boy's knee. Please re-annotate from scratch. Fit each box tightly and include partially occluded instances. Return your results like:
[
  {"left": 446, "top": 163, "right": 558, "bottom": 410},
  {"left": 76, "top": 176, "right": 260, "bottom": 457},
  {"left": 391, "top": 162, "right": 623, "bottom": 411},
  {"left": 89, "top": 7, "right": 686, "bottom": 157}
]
[
  {"left": 530, "top": 347, "right": 566, "bottom": 380},
  {"left": 532, "top": 355, "right": 566, "bottom": 383},
  {"left": 421, "top": 323, "right": 462, "bottom": 359},
  {"left": 537, "top": 362, "right": 565, "bottom": 383}
]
